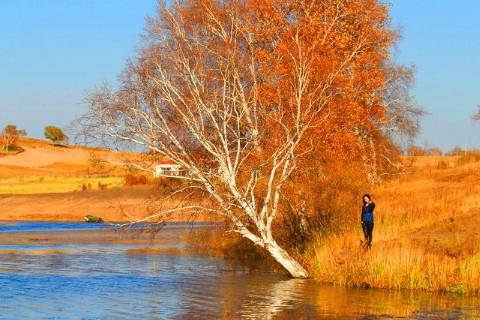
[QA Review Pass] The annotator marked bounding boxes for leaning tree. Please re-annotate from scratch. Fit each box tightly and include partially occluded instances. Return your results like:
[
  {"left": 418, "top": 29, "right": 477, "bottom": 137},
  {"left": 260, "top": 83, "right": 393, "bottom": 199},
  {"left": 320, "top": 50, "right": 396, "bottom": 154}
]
[{"left": 78, "top": 0, "right": 413, "bottom": 278}]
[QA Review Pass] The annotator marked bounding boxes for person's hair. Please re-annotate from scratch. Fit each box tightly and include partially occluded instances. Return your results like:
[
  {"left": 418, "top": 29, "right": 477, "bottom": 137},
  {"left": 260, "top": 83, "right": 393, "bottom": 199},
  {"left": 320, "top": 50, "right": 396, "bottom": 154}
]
[{"left": 362, "top": 194, "right": 371, "bottom": 204}]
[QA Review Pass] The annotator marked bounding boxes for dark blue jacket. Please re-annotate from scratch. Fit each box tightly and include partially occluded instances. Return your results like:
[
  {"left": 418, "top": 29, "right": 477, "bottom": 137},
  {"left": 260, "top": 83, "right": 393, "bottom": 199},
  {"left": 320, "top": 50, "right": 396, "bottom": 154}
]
[{"left": 361, "top": 203, "right": 375, "bottom": 222}]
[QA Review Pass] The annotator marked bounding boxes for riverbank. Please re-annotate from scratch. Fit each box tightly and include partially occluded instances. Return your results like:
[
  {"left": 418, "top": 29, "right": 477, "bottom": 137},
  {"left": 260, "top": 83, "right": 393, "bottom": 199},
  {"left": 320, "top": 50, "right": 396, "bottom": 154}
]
[{"left": 311, "top": 155, "right": 480, "bottom": 294}]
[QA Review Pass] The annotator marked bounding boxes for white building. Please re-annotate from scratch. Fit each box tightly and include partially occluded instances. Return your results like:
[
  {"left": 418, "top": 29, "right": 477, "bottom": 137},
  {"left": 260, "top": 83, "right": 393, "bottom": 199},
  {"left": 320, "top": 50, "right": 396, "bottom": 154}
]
[{"left": 154, "top": 160, "right": 183, "bottom": 177}]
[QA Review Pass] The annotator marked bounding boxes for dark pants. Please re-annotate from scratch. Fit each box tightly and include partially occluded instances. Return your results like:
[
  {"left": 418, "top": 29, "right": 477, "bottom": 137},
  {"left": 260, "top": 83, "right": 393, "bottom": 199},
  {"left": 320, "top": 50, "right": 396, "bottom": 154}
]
[{"left": 362, "top": 221, "right": 374, "bottom": 248}]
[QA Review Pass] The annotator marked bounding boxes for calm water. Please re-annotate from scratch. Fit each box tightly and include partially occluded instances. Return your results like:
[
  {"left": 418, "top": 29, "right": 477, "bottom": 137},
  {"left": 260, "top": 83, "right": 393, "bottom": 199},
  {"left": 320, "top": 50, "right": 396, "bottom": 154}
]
[{"left": 1, "top": 222, "right": 479, "bottom": 319}]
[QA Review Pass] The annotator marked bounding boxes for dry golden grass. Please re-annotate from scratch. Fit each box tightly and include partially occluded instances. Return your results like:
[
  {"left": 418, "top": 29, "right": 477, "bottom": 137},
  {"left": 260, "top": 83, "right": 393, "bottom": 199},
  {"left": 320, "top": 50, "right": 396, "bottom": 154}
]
[
  {"left": 310, "top": 155, "right": 480, "bottom": 293},
  {"left": 0, "top": 176, "right": 126, "bottom": 194}
]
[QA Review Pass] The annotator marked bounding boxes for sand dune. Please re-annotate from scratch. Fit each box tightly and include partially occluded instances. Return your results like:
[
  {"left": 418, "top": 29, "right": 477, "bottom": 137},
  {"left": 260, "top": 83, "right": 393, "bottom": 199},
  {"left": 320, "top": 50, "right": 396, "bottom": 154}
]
[{"left": 0, "top": 146, "right": 90, "bottom": 168}]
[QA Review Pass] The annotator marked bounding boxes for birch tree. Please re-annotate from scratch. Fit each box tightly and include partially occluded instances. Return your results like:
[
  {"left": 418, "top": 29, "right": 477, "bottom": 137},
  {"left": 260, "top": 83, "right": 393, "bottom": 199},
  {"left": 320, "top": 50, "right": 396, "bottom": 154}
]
[
  {"left": 1, "top": 124, "right": 27, "bottom": 151},
  {"left": 78, "top": 0, "right": 404, "bottom": 278},
  {"left": 355, "top": 64, "right": 426, "bottom": 185}
]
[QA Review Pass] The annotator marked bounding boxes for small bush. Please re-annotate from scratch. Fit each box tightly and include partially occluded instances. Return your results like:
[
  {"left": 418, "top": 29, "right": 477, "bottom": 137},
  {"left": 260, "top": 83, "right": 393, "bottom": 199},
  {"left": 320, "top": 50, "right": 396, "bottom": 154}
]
[
  {"left": 81, "top": 183, "right": 92, "bottom": 191},
  {"left": 436, "top": 160, "right": 449, "bottom": 169},
  {"left": 2, "top": 145, "right": 24, "bottom": 153},
  {"left": 125, "top": 174, "right": 148, "bottom": 186},
  {"left": 456, "top": 151, "right": 480, "bottom": 165}
]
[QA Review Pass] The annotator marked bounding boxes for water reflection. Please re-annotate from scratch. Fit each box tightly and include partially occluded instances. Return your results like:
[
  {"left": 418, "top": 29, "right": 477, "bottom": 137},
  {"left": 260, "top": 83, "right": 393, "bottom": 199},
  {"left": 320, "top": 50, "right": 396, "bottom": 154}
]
[{"left": 0, "top": 222, "right": 479, "bottom": 319}]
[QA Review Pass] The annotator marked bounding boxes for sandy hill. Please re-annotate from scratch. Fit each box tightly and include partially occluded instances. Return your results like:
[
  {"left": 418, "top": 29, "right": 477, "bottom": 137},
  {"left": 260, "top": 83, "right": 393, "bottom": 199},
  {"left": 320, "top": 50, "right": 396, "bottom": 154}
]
[
  {"left": 0, "top": 137, "right": 145, "bottom": 178},
  {"left": 0, "top": 138, "right": 159, "bottom": 221}
]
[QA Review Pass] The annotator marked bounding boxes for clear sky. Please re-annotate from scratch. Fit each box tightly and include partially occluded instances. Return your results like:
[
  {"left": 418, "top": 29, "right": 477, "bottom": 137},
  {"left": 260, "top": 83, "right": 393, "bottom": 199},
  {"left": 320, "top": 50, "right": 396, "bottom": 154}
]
[
  {"left": 0, "top": 0, "right": 157, "bottom": 144},
  {"left": 1, "top": 0, "right": 479, "bottom": 152},
  {"left": 389, "top": 0, "right": 480, "bottom": 152}
]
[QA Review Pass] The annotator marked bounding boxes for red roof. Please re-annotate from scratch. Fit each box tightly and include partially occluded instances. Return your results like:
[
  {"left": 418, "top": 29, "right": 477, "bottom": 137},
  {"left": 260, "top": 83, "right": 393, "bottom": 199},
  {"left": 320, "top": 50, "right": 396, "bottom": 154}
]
[{"left": 158, "top": 159, "right": 178, "bottom": 165}]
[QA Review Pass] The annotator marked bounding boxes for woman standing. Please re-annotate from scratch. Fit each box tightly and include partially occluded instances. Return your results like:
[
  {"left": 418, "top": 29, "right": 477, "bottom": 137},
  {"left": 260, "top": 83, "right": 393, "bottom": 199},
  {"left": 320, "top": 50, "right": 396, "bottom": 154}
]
[{"left": 361, "top": 194, "right": 375, "bottom": 250}]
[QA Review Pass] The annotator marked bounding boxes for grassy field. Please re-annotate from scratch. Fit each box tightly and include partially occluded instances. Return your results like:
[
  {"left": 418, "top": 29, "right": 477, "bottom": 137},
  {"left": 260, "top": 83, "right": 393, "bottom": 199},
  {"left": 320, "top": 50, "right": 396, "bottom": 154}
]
[
  {"left": 310, "top": 155, "right": 480, "bottom": 293},
  {"left": 0, "top": 176, "right": 126, "bottom": 194}
]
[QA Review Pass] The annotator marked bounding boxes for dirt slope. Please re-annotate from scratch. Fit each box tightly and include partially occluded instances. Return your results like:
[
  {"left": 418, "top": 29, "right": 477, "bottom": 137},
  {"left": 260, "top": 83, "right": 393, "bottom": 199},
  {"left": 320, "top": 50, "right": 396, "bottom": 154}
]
[{"left": 0, "top": 185, "right": 155, "bottom": 222}]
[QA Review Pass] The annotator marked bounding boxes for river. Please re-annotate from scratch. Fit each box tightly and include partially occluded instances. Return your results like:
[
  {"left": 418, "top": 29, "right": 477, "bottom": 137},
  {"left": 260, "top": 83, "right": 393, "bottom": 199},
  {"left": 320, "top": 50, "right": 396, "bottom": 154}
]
[{"left": 0, "top": 222, "right": 479, "bottom": 319}]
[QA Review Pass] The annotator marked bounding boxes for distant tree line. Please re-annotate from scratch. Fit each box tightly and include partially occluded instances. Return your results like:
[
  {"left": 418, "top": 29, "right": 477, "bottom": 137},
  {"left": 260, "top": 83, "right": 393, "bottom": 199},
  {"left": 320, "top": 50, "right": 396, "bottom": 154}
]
[
  {"left": 407, "top": 146, "right": 442, "bottom": 156},
  {"left": 406, "top": 145, "right": 478, "bottom": 156}
]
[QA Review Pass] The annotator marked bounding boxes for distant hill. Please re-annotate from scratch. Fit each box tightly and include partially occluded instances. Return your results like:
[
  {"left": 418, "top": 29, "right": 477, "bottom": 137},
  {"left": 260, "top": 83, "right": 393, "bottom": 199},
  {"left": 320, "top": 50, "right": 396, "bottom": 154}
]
[
  {"left": 0, "top": 137, "right": 210, "bottom": 222},
  {"left": 0, "top": 137, "right": 145, "bottom": 178},
  {"left": 0, "top": 137, "right": 157, "bottom": 221}
]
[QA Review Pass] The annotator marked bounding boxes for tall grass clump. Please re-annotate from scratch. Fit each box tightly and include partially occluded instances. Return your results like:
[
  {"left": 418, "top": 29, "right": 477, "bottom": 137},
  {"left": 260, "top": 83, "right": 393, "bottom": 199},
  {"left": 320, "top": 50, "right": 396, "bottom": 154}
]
[
  {"left": 456, "top": 150, "right": 480, "bottom": 165},
  {"left": 125, "top": 174, "right": 148, "bottom": 186},
  {"left": 313, "top": 238, "right": 480, "bottom": 293}
]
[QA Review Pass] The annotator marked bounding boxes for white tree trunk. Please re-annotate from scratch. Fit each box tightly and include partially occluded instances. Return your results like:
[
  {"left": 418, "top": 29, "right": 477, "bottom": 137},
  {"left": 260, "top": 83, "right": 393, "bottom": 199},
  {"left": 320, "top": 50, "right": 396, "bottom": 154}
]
[
  {"left": 238, "top": 224, "right": 309, "bottom": 278},
  {"left": 265, "top": 239, "right": 309, "bottom": 278}
]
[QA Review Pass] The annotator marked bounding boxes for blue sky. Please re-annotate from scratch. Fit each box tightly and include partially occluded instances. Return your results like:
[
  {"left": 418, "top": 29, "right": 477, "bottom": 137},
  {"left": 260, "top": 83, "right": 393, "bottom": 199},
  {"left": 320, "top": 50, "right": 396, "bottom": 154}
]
[
  {"left": 389, "top": 0, "right": 480, "bottom": 151},
  {"left": 0, "top": 0, "right": 157, "bottom": 143},
  {"left": 1, "top": 1, "right": 479, "bottom": 152}
]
